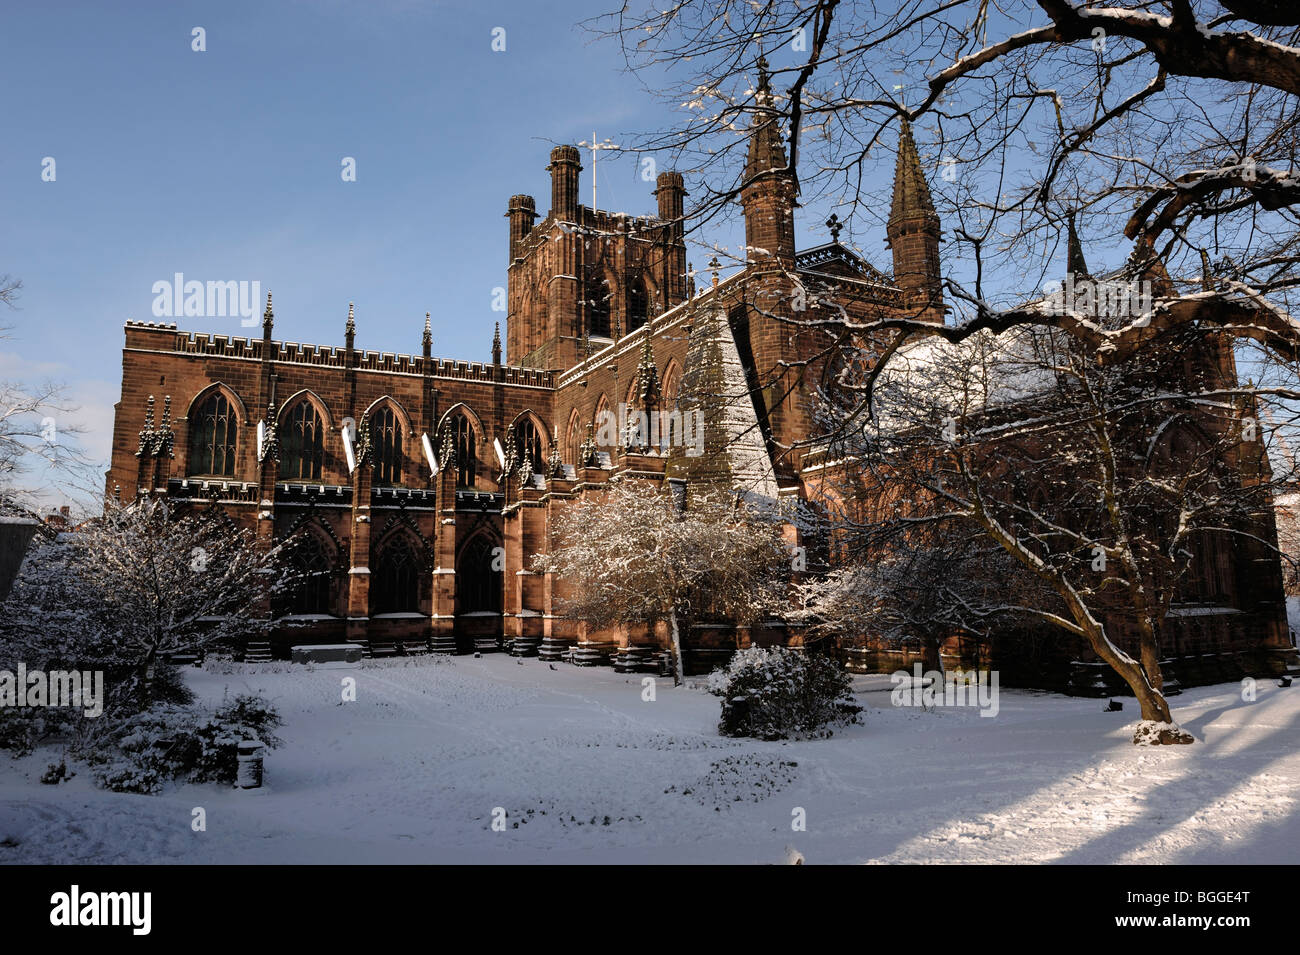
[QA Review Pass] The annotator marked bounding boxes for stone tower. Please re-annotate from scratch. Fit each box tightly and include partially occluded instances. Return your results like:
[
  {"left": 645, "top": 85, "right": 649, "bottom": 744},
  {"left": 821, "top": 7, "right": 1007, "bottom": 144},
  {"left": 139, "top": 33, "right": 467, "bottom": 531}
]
[
  {"left": 736, "top": 55, "right": 808, "bottom": 479},
  {"left": 887, "top": 116, "right": 943, "bottom": 324},
  {"left": 506, "top": 144, "right": 689, "bottom": 372}
]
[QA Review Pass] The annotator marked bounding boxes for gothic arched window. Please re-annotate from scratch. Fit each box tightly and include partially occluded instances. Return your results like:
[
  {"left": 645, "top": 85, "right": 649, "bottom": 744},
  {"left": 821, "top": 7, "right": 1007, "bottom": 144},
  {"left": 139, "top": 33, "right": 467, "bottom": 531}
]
[
  {"left": 451, "top": 413, "right": 476, "bottom": 488},
  {"left": 281, "top": 401, "right": 325, "bottom": 481},
  {"left": 373, "top": 406, "right": 403, "bottom": 486},
  {"left": 513, "top": 417, "right": 545, "bottom": 473},
  {"left": 189, "top": 392, "right": 237, "bottom": 477},
  {"left": 627, "top": 276, "right": 648, "bottom": 332},
  {"left": 456, "top": 536, "right": 502, "bottom": 613},
  {"left": 662, "top": 362, "right": 682, "bottom": 449},
  {"left": 277, "top": 531, "right": 333, "bottom": 616},
  {"left": 588, "top": 276, "right": 611, "bottom": 338},
  {"left": 373, "top": 534, "right": 421, "bottom": 614},
  {"left": 564, "top": 408, "right": 582, "bottom": 466}
]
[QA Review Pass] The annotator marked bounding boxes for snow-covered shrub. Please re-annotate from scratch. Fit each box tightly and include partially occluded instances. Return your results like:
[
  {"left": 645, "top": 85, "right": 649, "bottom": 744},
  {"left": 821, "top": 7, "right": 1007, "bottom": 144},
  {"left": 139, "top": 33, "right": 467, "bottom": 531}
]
[
  {"left": 707, "top": 646, "right": 861, "bottom": 740},
  {"left": 0, "top": 706, "right": 73, "bottom": 757},
  {"left": 40, "top": 760, "right": 72, "bottom": 785},
  {"left": 83, "top": 694, "right": 283, "bottom": 793},
  {"left": 83, "top": 706, "right": 188, "bottom": 793}
]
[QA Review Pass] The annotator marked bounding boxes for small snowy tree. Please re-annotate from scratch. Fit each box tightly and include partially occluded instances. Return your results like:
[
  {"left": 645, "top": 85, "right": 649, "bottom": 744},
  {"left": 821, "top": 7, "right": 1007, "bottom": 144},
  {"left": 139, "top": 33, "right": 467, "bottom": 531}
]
[
  {"left": 1, "top": 497, "right": 289, "bottom": 708},
  {"left": 533, "top": 479, "right": 792, "bottom": 684}
]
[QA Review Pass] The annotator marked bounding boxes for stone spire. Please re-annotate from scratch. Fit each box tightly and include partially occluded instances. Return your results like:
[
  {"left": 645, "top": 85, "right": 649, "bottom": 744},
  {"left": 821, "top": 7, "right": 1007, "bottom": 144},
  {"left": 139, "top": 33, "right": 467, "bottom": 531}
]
[
  {"left": 262, "top": 291, "right": 274, "bottom": 335},
  {"left": 438, "top": 425, "right": 456, "bottom": 471},
  {"left": 744, "top": 56, "right": 789, "bottom": 182},
  {"left": 740, "top": 53, "right": 797, "bottom": 268},
  {"left": 135, "top": 395, "right": 155, "bottom": 456},
  {"left": 260, "top": 399, "right": 280, "bottom": 463},
  {"left": 1066, "top": 212, "right": 1090, "bottom": 278},
  {"left": 422, "top": 311, "right": 432, "bottom": 359},
  {"left": 889, "top": 116, "right": 936, "bottom": 226},
  {"left": 345, "top": 302, "right": 356, "bottom": 349},
  {"left": 136, "top": 394, "right": 174, "bottom": 458},
  {"left": 492, "top": 321, "right": 502, "bottom": 365},
  {"left": 887, "top": 115, "right": 943, "bottom": 324},
  {"left": 637, "top": 323, "right": 660, "bottom": 410}
]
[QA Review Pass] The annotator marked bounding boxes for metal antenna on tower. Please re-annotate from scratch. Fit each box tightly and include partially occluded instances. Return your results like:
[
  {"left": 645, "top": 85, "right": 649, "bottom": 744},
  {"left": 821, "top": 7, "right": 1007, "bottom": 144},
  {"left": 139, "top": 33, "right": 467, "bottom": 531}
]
[{"left": 578, "top": 131, "right": 620, "bottom": 210}]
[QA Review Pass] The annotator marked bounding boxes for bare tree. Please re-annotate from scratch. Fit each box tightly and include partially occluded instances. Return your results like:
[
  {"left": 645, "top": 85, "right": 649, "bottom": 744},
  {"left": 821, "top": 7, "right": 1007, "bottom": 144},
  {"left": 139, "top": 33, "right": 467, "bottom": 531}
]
[
  {"left": 0, "top": 276, "right": 20, "bottom": 311},
  {"left": 0, "top": 275, "right": 92, "bottom": 511},
  {"left": 813, "top": 317, "right": 1293, "bottom": 740},
  {"left": 594, "top": 1, "right": 1300, "bottom": 388}
]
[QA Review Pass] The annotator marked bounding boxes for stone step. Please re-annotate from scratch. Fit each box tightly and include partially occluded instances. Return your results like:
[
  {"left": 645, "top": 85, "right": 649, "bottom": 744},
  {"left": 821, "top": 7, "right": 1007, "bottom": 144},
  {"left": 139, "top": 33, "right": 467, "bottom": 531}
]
[
  {"left": 538, "top": 637, "right": 573, "bottom": 662},
  {"left": 572, "top": 641, "right": 617, "bottom": 667},
  {"left": 510, "top": 636, "right": 542, "bottom": 657},
  {"left": 244, "top": 641, "right": 272, "bottom": 662},
  {"left": 612, "top": 646, "right": 669, "bottom": 674}
]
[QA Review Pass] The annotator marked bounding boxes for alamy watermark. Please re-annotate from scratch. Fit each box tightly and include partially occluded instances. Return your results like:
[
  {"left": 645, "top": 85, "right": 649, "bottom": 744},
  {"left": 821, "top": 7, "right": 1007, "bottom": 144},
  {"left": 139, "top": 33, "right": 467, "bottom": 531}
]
[
  {"left": 1041, "top": 272, "right": 1153, "bottom": 320},
  {"left": 0, "top": 663, "right": 103, "bottom": 718},
  {"left": 151, "top": 273, "right": 262, "bottom": 327},
  {"left": 594, "top": 402, "right": 703, "bottom": 457},
  {"left": 50, "top": 885, "right": 150, "bottom": 935},
  {"left": 890, "top": 664, "right": 999, "bottom": 718}
]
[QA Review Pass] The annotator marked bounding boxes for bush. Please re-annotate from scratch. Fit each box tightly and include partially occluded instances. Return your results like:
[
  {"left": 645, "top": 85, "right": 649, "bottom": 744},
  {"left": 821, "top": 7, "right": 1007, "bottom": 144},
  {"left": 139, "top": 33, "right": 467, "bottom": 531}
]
[
  {"left": 82, "top": 694, "right": 283, "bottom": 793},
  {"left": 40, "top": 760, "right": 73, "bottom": 785},
  {"left": 0, "top": 706, "right": 75, "bottom": 757},
  {"left": 707, "top": 646, "right": 862, "bottom": 740}
]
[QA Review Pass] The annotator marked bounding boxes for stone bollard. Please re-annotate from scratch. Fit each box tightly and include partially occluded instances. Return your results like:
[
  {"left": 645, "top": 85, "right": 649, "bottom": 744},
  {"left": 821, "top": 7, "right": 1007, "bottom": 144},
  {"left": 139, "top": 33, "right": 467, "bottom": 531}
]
[{"left": 235, "top": 740, "right": 266, "bottom": 789}]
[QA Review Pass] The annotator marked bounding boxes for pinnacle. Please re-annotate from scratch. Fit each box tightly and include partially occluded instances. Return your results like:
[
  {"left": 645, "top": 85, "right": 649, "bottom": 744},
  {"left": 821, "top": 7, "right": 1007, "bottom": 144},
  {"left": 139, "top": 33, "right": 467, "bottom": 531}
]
[
  {"left": 1067, "top": 212, "right": 1090, "bottom": 278},
  {"left": 745, "top": 58, "right": 787, "bottom": 181},
  {"left": 890, "top": 116, "right": 936, "bottom": 225}
]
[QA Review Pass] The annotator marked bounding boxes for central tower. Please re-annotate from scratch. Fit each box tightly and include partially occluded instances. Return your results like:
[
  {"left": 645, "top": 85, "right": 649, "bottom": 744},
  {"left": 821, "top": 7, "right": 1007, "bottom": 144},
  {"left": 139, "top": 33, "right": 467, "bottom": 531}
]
[{"left": 505, "top": 145, "right": 688, "bottom": 371}]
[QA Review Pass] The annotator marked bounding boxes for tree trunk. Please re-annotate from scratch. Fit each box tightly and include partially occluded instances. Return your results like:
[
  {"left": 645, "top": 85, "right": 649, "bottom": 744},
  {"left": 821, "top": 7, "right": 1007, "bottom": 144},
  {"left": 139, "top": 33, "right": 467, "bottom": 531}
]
[
  {"left": 139, "top": 641, "right": 158, "bottom": 706},
  {"left": 1079, "top": 620, "right": 1191, "bottom": 742},
  {"left": 668, "top": 608, "right": 685, "bottom": 687},
  {"left": 921, "top": 636, "right": 944, "bottom": 677}
]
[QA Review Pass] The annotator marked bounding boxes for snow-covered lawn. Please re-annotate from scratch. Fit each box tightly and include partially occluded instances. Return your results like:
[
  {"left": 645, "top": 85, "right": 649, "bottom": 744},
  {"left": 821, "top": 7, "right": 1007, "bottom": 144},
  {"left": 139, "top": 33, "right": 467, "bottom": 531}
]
[{"left": 2, "top": 655, "right": 1298, "bottom": 864}]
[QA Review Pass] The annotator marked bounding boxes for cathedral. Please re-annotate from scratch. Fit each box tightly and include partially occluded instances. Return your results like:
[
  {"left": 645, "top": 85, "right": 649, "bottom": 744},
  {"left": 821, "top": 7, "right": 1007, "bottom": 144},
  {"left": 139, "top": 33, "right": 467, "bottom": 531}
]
[{"left": 105, "top": 66, "right": 1298, "bottom": 689}]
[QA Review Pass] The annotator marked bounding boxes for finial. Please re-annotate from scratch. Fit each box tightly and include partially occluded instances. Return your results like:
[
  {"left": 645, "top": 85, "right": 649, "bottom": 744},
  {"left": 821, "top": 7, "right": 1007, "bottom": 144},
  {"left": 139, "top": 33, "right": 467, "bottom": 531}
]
[
  {"left": 756, "top": 54, "right": 771, "bottom": 95},
  {"left": 709, "top": 256, "right": 721, "bottom": 288},
  {"left": 492, "top": 321, "right": 502, "bottom": 364},
  {"left": 263, "top": 291, "right": 274, "bottom": 331},
  {"left": 423, "top": 311, "right": 432, "bottom": 344},
  {"left": 826, "top": 213, "right": 842, "bottom": 243},
  {"left": 346, "top": 301, "right": 356, "bottom": 335}
]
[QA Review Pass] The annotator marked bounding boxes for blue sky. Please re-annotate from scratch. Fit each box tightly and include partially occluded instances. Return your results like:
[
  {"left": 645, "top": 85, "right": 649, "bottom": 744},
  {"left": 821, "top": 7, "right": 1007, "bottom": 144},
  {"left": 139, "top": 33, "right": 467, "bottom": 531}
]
[{"left": 4, "top": 0, "right": 845, "bottom": 509}]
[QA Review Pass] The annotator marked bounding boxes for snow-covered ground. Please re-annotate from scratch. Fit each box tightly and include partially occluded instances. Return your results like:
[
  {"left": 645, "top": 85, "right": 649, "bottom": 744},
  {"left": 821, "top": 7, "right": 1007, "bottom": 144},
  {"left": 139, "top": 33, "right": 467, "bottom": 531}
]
[{"left": 1, "top": 656, "right": 1298, "bottom": 864}]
